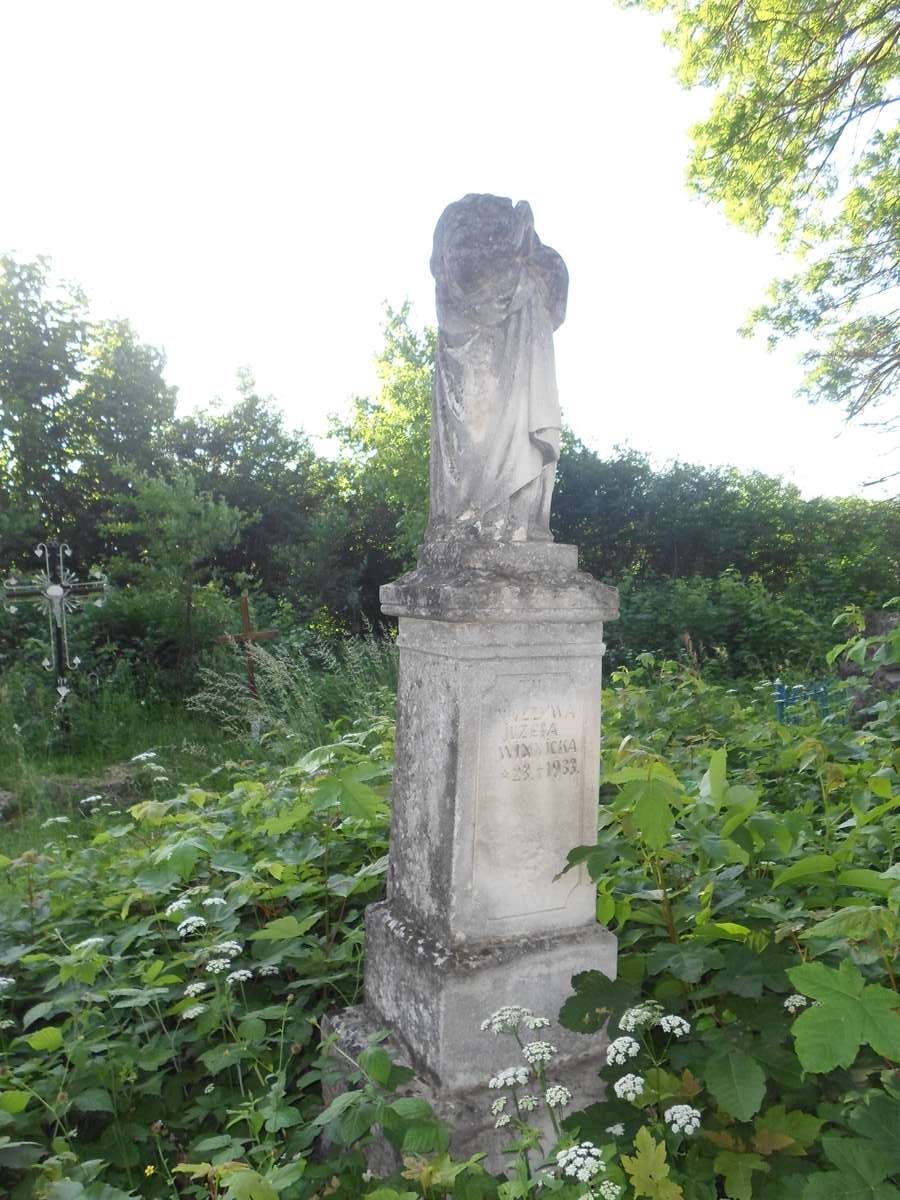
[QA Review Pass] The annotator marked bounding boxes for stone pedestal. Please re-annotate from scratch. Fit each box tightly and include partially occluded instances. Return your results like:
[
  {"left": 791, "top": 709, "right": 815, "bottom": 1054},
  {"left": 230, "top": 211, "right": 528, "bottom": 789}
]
[{"left": 328, "top": 542, "right": 618, "bottom": 1157}]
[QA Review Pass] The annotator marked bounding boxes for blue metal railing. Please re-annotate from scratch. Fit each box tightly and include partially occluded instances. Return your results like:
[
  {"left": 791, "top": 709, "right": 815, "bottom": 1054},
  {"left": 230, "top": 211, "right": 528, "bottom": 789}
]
[{"left": 773, "top": 678, "right": 841, "bottom": 724}]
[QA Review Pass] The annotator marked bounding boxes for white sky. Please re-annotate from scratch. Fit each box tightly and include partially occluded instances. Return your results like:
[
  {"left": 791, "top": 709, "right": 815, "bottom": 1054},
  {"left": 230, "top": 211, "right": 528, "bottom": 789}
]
[{"left": 1, "top": 0, "right": 894, "bottom": 498}]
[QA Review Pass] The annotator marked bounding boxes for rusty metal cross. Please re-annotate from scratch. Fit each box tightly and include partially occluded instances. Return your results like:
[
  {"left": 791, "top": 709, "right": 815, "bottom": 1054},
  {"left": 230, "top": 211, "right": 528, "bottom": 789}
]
[{"left": 217, "top": 593, "right": 278, "bottom": 699}]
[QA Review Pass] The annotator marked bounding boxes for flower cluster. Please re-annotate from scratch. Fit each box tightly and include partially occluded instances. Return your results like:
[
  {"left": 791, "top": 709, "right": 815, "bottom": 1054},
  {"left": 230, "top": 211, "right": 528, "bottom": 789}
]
[
  {"left": 522, "top": 1040, "right": 556, "bottom": 1066},
  {"left": 544, "top": 1085, "right": 571, "bottom": 1109},
  {"left": 202, "top": 896, "right": 227, "bottom": 908},
  {"left": 517, "top": 1093, "right": 540, "bottom": 1113},
  {"left": 557, "top": 1142, "right": 604, "bottom": 1183},
  {"left": 657, "top": 1014, "right": 691, "bottom": 1037},
  {"left": 596, "top": 1182, "right": 622, "bottom": 1200},
  {"left": 184, "top": 982, "right": 207, "bottom": 998},
  {"left": 489, "top": 1066, "right": 529, "bottom": 1089},
  {"left": 613, "top": 1073, "right": 644, "bottom": 1102},
  {"left": 182, "top": 1004, "right": 207, "bottom": 1019},
  {"left": 164, "top": 897, "right": 190, "bottom": 916},
  {"left": 606, "top": 1035, "right": 641, "bottom": 1065},
  {"left": 212, "top": 940, "right": 242, "bottom": 959},
  {"left": 205, "top": 958, "right": 230, "bottom": 974},
  {"left": 257, "top": 964, "right": 279, "bottom": 976},
  {"left": 0, "top": 977, "right": 14, "bottom": 994},
  {"left": 226, "top": 969, "right": 253, "bottom": 985},
  {"left": 605, "top": 1123, "right": 625, "bottom": 1137},
  {"left": 784, "top": 994, "right": 808, "bottom": 1014},
  {"left": 74, "top": 936, "right": 104, "bottom": 952},
  {"left": 619, "top": 1003, "right": 661, "bottom": 1032},
  {"left": 481, "top": 1006, "right": 550, "bottom": 1035},
  {"left": 177, "top": 916, "right": 207, "bottom": 938},
  {"left": 664, "top": 1104, "right": 702, "bottom": 1135}
]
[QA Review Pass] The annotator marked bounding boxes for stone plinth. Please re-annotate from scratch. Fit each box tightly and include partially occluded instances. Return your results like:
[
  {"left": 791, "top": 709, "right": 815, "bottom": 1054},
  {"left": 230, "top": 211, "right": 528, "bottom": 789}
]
[{"left": 327, "top": 543, "right": 619, "bottom": 1155}]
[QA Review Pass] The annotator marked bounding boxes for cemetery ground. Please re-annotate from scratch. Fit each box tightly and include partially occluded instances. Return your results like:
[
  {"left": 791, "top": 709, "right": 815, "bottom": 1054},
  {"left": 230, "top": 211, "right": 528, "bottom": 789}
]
[{"left": 0, "top": 614, "right": 898, "bottom": 1200}]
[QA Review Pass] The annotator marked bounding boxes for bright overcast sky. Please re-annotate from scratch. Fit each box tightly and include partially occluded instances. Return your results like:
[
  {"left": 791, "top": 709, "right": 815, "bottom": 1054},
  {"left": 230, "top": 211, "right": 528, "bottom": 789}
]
[{"left": 1, "top": 0, "right": 893, "bottom": 498}]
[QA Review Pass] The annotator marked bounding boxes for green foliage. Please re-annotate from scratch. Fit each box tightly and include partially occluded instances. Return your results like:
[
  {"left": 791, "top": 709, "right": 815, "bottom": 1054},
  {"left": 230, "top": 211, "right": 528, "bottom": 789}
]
[
  {"left": 622, "top": 0, "right": 900, "bottom": 432},
  {"left": 557, "top": 619, "right": 900, "bottom": 1198}
]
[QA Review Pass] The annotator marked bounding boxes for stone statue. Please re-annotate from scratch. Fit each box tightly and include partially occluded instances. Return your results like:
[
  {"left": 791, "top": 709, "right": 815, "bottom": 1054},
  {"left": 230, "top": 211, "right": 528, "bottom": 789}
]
[{"left": 428, "top": 194, "right": 568, "bottom": 544}]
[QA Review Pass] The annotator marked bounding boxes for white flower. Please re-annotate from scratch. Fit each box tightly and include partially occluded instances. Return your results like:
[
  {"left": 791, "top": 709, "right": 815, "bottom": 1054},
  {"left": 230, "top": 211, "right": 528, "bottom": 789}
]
[
  {"left": 131, "top": 750, "right": 158, "bottom": 762},
  {"left": 226, "top": 969, "right": 253, "bottom": 985},
  {"left": 517, "top": 1093, "right": 540, "bottom": 1112},
  {"left": 523, "top": 1014, "right": 551, "bottom": 1030},
  {"left": 74, "top": 936, "right": 104, "bottom": 952},
  {"left": 545, "top": 1085, "right": 571, "bottom": 1109},
  {"left": 211, "top": 940, "right": 242, "bottom": 959},
  {"left": 177, "top": 916, "right": 208, "bottom": 938},
  {"left": 0, "top": 977, "right": 14, "bottom": 993},
  {"left": 598, "top": 1182, "right": 622, "bottom": 1200},
  {"left": 80, "top": 794, "right": 102, "bottom": 805},
  {"left": 522, "top": 1041, "right": 557, "bottom": 1066},
  {"left": 605, "top": 1123, "right": 625, "bottom": 1137},
  {"left": 481, "top": 1005, "right": 546, "bottom": 1035},
  {"left": 183, "top": 1004, "right": 207, "bottom": 1019},
  {"left": 606, "top": 1036, "right": 641, "bottom": 1065},
  {"left": 619, "top": 1003, "right": 661, "bottom": 1033},
  {"left": 657, "top": 1014, "right": 691, "bottom": 1037},
  {"left": 784, "top": 994, "right": 808, "bottom": 1015},
  {"left": 495, "top": 1113, "right": 511, "bottom": 1128},
  {"left": 556, "top": 1142, "right": 604, "bottom": 1183},
  {"left": 164, "top": 897, "right": 190, "bottom": 916},
  {"left": 202, "top": 897, "right": 227, "bottom": 908},
  {"left": 41, "top": 815, "right": 69, "bottom": 827},
  {"left": 184, "top": 982, "right": 208, "bottom": 998},
  {"left": 206, "top": 958, "right": 230, "bottom": 974},
  {"left": 491, "top": 1096, "right": 508, "bottom": 1116},
  {"left": 613, "top": 1073, "right": 645, "bottom": 1102},
  {"left": 0, "top": 1018, "right": 14, "bottom": 1030},
  {"left": 489, "top": 1066, "right": 530, "bottom": 1089},
  {"left": 664, "top": 1104, "right": 702, "bottom": 1135},
  {"left": 204, "top": 1083, "right": 215, "bottom": 1094},
  {"left": 257, "top": 964, "right": 279, "bottom": 976}
]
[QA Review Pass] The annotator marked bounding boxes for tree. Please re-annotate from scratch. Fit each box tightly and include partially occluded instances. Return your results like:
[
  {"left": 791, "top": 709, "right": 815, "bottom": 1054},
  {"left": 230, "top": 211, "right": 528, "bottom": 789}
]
[
  {"left": 626, "top": 0, "right": 900, "bottom": 444},
  {"left": 168, "top": 371, "right": 334, "bottom": 600},
  {"left": 0, "top": 255, "right": 176, "bottom": 561}
]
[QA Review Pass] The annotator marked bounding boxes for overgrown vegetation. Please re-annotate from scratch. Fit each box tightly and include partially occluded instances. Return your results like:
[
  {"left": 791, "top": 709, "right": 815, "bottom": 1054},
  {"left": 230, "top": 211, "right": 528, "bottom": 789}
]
[{"left": 0, "top": 611, "right": 896, "bottom": 1199}]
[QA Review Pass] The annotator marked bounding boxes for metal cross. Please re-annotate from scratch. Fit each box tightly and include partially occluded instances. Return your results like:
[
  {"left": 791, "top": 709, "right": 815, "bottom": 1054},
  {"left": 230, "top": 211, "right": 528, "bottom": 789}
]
[
  {"left": 3, "top": 540, "right": 108, "bottom": 702},
  {"left": 217, "top": 593, "right": 278, "bottom": 699}
]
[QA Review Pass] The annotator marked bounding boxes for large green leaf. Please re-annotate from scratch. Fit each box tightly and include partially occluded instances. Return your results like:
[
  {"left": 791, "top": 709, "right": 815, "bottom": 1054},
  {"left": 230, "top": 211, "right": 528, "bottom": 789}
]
[{"left": 705, "top": 1048, "right": 766, "bottom": 1121}]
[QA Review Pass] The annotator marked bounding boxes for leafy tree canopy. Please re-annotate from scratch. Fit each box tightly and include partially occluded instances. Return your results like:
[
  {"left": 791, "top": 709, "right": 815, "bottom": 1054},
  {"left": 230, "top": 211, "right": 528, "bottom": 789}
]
[{"left": 625, "top": 0, "right": 900, "bottom": 440}]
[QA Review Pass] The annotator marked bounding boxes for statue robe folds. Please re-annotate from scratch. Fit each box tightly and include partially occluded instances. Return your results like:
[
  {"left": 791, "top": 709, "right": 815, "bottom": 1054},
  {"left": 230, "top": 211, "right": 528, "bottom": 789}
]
[{"left": 428, "top": 194, "right": 568, "bottom": 543}]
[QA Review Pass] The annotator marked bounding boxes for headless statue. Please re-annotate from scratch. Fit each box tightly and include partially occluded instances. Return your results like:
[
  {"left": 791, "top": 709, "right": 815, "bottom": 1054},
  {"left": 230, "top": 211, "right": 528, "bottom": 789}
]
[{"left": 428, "top": 194, "right": 568, "bottom": 544}]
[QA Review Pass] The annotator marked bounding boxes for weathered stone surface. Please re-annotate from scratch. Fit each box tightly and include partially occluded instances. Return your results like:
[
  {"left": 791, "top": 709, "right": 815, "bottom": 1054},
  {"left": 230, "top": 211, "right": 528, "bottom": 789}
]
[
  {"left": 364, "top": 901, "right": 616, "bottom": 1092},
  {"left": 429, "top": 194, "right": 568, "bottom": 545},
  {"left": 379, "top": 604, "right": 612, "bottom": 943}
]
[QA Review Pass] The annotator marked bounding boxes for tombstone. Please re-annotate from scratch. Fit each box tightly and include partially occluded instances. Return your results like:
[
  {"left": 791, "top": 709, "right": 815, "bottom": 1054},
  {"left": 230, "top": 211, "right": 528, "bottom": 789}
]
[{"left": 327, "top": 195, "right": 618, "bottom": 1160}]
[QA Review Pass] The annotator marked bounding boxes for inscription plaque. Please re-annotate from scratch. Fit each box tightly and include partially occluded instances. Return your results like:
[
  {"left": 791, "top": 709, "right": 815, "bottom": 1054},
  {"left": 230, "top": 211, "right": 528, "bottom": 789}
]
[{"left": 472, "top": 672, "right": 585, "bottom": 921}]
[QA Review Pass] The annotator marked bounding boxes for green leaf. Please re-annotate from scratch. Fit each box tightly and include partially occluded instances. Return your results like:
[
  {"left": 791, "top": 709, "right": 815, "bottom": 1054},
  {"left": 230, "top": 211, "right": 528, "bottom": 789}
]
[
  {"left": 621, "top": 1126, "right": 683, "bottom": 1199},
  {"left": 753, "top": 1105, "right": 822, "bottom": 1156},
  {"left": 221, "top": 1168, "right": 278, "bottom": 1200},
  {"left": 0, "top": 1091, "right": 31, "bottom": 1114},
  {"left": 837, "top": 869, "right": 897, "bottom": 897},
  {"left": 700, "top": 748, "right": 728, "bottom": 806},
  {"left": 389, "top": 1096, "right": 434, "bottom": 1120},
  {"left": 645, "top": 942, "right": 723, "bottom": 983},
  {"left": 358, "top": 1045, "right": 392, "bottom": 1085},
  {"left": 772, "top": 855, "right": 837, "bottom": 887},
  {"left": 791, "top": 1003, "right": 860, "bottom": 1073},
  {"left": 72, "top": 1087, "right": 115, "bottom": 1113},
  {"left": 713, "top": 1150, "right": 769, "bottom": 1200},
  {"left": 704, "top": 1048, "right": 766, "bottom": 1121},
  {"left": 249, "top": 911, "right": 323, "bottom": 940},
  {"left": 625, "top": 778, "right": 680, "bottom": 850},
  {"left": 558, "top": 970, "right": 638, "bottom": 1033},
  {"left": 25, "top": 1025, "right": 64, "bottom": 1052}
]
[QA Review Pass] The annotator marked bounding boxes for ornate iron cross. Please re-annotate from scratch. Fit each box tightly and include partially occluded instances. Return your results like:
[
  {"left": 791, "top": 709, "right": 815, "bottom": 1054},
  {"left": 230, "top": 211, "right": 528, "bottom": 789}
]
[{"left": 3, "top": 540, "right": 108, "bottom": 701}]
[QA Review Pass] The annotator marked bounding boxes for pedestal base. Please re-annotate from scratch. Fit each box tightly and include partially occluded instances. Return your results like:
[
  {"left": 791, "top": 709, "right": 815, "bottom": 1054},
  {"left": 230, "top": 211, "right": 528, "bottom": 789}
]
[
  {"left": 364, "top": 901, "right": 616, "bottom": 1092},
  {"left": 325, "top": 1001, "right": 611, "bottom": 1175}
]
